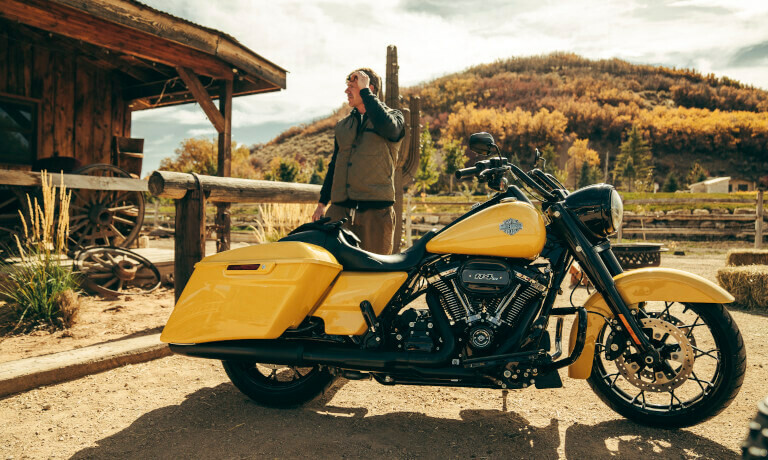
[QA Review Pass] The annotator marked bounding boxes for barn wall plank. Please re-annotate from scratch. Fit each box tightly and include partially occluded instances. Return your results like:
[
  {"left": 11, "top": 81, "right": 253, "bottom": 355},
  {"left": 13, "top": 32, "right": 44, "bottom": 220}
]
[
  {"left": 74, "top": 58, "right": 94, "bottom": 163},
  {"left": 36, "top": 47, "right": 55, "bottom": 159},
  {"left": 53, "top": 52, "right": 75, "bottom": 157}
]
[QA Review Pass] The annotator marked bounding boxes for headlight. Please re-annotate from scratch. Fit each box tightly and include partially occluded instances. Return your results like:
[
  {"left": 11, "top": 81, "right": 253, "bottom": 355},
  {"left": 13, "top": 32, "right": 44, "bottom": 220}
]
[
  {"left": 564, "top": 184, "right": 623, "bottom": 240},
  {"left": 609, "top": 189, "right": 623, "bottom": 234}
]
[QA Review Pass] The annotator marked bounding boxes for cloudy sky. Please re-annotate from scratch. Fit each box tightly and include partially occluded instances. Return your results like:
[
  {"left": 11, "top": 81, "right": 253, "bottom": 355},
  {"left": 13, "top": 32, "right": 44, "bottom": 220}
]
[{"left": 133, "top": 0, "right": 768, "bottom": 176}]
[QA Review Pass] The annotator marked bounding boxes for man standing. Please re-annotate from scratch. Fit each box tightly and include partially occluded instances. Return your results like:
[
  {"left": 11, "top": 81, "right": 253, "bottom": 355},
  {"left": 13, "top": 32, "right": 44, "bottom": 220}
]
[{"left": 312, "top": 68, "right": 405, "bottom": 254}]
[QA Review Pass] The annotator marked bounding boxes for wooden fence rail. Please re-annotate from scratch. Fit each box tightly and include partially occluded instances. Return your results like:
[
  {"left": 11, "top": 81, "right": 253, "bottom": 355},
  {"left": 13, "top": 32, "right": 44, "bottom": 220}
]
[
  {"left": 402, "top": 192, "right": 766, "bottom": 248},
  {"left": 148, "top": 171, "right": 320, "bottom": 301},
  {"left": 0, "top": 169, "right": 147, "bottom": 191}
]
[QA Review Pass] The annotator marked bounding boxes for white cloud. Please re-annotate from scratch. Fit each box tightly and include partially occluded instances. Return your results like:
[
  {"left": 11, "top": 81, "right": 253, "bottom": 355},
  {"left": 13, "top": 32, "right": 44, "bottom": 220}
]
[
  {"left": 138, "top": 0, "right": 768, "bottom": 114},
  {"left": 186, "top": 128, "right": 218, "bottom": 137}
]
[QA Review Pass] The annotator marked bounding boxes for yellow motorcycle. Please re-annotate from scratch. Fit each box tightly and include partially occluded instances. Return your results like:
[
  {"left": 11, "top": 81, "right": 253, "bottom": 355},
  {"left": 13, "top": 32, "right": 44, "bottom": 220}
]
[{"left": 161, "top": 132, "right": 745, "bottom": 428}]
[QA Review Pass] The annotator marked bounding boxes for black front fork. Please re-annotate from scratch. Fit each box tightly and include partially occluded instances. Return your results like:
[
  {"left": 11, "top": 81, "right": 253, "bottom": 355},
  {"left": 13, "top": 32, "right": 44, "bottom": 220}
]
[{"left": 547, "top": 203, "right": 659, "bottom": 361}]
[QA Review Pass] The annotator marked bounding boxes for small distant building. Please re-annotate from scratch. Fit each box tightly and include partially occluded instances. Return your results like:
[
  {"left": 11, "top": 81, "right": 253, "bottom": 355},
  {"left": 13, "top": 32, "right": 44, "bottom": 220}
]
[
  {"left": 689, "top": 177, "right": 730, "bottom": 194},
  {"left": 729, "top": 178, "right": 757, "bottom": 193}
]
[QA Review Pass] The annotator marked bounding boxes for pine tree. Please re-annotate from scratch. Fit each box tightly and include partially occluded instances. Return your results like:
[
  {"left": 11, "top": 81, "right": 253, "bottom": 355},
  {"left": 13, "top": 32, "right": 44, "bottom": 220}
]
[
  {"left": 413, "top": 124, "right": 440, "bottom": 194},
  {"left": 540, "top": 144, "right": 568, "bottom": 185},
  {"left": 264, "top": 157, "right": 301, "bottom": 182},
  {"left": 613, "top": 126, "right": 653, "bottom": 192},
  {"left": 309, "top": 157, "right": 325, "bottom": 185},
  {"left": 686, "top": 162, "right": 708, "bottom": 186},
  {"left": 577, "top": 160, "right": 600, "bottom": 188},
  {"left": 662, "top": 171, "right": 680, "bottom": 192},
  {"left": 441, "top": 138, "right": 468, "bottom": 194},
  {"left": 567, "top": 139, "right": 600, "bottom": 188}
]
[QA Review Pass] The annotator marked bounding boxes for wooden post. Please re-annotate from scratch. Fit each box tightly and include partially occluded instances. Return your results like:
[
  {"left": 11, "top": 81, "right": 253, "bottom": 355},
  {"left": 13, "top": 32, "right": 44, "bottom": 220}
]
[
  {"left": 386, "top": 45, "right": 403, "bottom": 254},
  {"left": 216, "top": 79, "right": 233, "bottom": 253},
  {"left": 385, "top": 46, "right": 399, "bottom": 108},
  {"left": 174, "top": 186, "right": 206, "bottom": 303},
  {"left": 405, "top": 194, "right": 412, "bottom": 248},
  {"left": 153, "top": 200, "right": 159, "bottom": 227},
  {"left": 756, "top": 189, "right": 764, "bottom": 249}
]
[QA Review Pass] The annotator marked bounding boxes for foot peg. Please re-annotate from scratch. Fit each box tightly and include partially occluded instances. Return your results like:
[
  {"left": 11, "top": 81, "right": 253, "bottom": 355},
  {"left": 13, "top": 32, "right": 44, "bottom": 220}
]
[
  {"left": 360, "top": 300, "right": 378, "bottom": 332},
  {"left": 360, "top": 300, "right": 382, "bottom": 348}
]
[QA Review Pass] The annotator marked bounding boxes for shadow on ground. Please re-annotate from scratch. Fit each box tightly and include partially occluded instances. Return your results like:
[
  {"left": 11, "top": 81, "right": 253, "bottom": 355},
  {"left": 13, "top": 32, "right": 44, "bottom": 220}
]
[{"left": 72, "top": 381, "right": 735, "bottom": 459}]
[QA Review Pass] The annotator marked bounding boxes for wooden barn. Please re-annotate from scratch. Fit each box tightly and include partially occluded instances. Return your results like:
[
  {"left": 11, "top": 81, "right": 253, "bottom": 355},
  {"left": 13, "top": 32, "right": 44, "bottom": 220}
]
[{"left": 0, "top": 0, "right": 286, "bottom": 174}]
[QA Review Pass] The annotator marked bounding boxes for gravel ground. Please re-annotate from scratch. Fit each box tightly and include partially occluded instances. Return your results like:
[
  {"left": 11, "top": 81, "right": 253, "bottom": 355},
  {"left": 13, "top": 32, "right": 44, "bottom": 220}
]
[{"left": 1, "top": 250, "right": 766, "bottom": 459}]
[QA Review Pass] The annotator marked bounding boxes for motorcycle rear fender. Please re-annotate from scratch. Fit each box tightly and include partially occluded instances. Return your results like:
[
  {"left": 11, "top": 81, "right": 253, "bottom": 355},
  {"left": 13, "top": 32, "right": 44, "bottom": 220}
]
[{"left": 567, "top": 268, "right": 734, "bottom": 379}]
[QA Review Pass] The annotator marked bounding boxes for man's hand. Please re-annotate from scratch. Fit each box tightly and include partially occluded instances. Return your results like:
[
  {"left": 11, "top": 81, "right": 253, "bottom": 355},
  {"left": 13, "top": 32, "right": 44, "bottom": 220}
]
[
  {"left": 312, "top": 203, "right": 326, "bottom": 221},
  {"left": 353, "top": 71, "right": 370, "bottom": 90}
]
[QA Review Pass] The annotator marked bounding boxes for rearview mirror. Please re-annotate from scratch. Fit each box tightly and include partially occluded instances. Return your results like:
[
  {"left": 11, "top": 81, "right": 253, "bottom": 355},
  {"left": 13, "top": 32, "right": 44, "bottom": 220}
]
[{"left": 469, "top": 132, "right": 496, "bottom": 155}]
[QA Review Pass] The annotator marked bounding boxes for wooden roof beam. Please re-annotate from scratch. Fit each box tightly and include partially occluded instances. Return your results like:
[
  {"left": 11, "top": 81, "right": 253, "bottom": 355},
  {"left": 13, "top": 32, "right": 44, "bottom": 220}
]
[
  {"left": 1, "top": 0, "right": 234, "bottom": 79},
  {"left": 130, "top": 77, "right": 280, "bottom": 110},
  {"left": 176, "top": 67, "right": 225, "bottom": 134},
  {"left": 49, "top": 0, "right": 287, "bottom": 89}
]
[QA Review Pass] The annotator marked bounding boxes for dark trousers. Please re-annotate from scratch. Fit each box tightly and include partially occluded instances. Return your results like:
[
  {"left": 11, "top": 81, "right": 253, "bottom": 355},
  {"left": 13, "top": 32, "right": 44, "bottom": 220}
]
[{"left": 325, "top": 204, "right": 395, "bottom": 255}]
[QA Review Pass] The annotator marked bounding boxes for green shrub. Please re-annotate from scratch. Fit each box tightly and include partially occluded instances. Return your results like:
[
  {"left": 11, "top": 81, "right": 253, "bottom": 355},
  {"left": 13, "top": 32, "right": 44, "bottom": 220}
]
[
  {"left": 0, "top": 171, "right": 80, "bottom": 333},
  {"left": 0, "top": 257, "right": 80, "bottom": 332},
  {"left": 726, "top": 249, "right": 768, "bottom": 266},
  {"left": 717, "top": 265, "right": 768, "bottom": 309}
]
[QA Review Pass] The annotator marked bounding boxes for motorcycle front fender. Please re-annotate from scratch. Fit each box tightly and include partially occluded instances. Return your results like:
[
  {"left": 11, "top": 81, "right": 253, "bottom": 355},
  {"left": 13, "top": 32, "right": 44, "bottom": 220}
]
[{"left": 567, "top": 268, "right": 734, "bottom": 379}]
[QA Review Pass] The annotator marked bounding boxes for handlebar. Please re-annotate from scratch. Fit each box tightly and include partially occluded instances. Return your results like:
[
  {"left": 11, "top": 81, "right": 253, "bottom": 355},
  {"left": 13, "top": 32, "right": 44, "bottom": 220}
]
[
  {"left": 455, "top": 165, "right": 480, "bottom": 180},
  {"left": 455, "top": 159, "right": 560, "bottom": 201}
]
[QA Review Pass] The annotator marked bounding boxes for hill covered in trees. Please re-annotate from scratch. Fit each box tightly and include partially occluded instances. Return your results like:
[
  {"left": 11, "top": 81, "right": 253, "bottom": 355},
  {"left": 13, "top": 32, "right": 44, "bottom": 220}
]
[{"left": 241, "top": 53, "right": 768, "bottom": 191}]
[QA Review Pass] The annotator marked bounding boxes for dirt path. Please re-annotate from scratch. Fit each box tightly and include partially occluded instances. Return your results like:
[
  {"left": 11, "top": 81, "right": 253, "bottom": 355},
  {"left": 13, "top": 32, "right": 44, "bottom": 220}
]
[{"left": 1, "top": 251, "right": 766, "bottom": 458}]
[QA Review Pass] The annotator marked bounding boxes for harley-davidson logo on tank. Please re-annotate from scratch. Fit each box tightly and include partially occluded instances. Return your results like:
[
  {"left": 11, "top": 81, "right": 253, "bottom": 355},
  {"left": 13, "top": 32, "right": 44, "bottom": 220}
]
[{"left": 499, "top": 218, "right": 523, "bottom": 236}]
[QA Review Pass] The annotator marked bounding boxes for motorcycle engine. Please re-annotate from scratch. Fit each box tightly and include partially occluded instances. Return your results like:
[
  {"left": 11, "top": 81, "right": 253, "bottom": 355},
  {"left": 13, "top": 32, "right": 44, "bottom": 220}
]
[{"left": 426, "top": 257, "right": 549, "bottom": 354}]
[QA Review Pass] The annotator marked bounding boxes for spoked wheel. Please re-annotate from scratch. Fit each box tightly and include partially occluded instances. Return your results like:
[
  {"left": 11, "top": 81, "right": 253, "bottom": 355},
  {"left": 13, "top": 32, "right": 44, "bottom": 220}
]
[
  {"left": 222, "top": 360, "right": 335, "bottom": 407},
  {"left": 74, "top": 247, "right": 161, "bottom": 297},
  {"left": 68, "top": 164, "right": 145, "bottom": 251},
  {"left": 587, "top": 302, "right": 746, "bottom": 428}
]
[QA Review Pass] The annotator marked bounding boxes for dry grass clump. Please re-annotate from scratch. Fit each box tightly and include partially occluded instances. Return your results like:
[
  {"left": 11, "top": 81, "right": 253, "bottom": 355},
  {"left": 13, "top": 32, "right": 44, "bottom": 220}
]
[
  {"left": 251, "top": 203, "right": 315, "bottom": 243},
  {"left": 0, "top": 171, "right": 80, "bottom": 333},
  {"left": 717, "top": 265, "right": 768, "bottom": 310},
  {"left": 726, "top": 249, "right": 768, "bottom": 267}
]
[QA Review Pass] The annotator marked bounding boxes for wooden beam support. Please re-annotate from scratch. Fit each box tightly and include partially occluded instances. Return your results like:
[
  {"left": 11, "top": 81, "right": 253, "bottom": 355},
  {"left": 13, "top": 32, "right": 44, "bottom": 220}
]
[
  {"left": 176, "top": 67, "right": 225, "bottom": 133},
  {"left": 0, "top": 170, "right": 147, "bottom": 191},
  {"left": 174, "top": 186, "right": 205, "bottom": 303},
  {"left": 216, "top": 79, "right": 233, "bottom": 252},
  {"left": 148, "top": 171, "right": 320, "bottom": 204}
]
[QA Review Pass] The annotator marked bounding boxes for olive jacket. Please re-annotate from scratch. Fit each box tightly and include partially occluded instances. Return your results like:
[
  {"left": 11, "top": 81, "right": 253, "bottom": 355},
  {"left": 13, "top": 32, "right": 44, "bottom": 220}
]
[{"left": 319, "top": 88, "right": 405, "bottom": 209}]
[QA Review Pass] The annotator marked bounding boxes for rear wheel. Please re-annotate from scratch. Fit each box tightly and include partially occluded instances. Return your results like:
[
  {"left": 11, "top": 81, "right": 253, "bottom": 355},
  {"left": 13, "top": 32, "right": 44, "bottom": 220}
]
[
  {"left": 222, "top": 361, "right": 335, "bottom": 407},
  {"left": 587, "top": 302, "right": 745, "bottom": 428}
]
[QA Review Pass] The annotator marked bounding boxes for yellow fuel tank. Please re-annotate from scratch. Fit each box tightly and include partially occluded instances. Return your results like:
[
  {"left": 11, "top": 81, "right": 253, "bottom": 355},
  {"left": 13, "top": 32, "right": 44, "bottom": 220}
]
[{"left": 426, "top": 201, "right": 546, "bottom": 259}]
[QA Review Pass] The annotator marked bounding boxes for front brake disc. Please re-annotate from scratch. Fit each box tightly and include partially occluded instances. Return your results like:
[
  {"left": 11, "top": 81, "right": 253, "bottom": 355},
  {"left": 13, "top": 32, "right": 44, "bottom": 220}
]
[{"left": 615, "top": 317, "right": 695, "bottom": 393}]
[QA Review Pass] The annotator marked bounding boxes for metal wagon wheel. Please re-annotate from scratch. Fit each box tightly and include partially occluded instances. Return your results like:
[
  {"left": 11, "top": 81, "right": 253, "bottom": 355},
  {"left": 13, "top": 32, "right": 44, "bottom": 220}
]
[
  {"left": 74, "top": 247, "right": 161, "bottom": 297},
  {"left": 68, "top": 164, "right": 145, "bottom": 251}
]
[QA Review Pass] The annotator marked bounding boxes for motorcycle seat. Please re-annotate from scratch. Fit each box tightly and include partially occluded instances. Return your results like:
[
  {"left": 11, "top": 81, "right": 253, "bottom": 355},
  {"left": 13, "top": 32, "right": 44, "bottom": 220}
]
[{"left": 334, "top": 230, "right": 437, "bottom": 272}]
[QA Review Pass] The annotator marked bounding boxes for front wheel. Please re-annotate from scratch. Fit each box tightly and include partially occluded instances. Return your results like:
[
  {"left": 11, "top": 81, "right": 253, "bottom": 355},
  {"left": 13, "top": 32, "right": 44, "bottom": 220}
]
[
  {"left": 587, "top": 302, "right": 746, "bottom": 428},
  {"left": 222, "top": 360, "right": 335, "bottom": 407}
]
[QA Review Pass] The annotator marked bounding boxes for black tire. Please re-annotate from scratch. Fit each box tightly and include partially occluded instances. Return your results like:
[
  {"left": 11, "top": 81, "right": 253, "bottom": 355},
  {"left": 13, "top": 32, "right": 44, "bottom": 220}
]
[
  {"left": 222, "top": 360, "right": 335, "bottom": 407},
  {"left": 587, "top": 302, "right": 746, "bottom": 428},
  {"left": 743, "top": 396, "right": 768, "bottom": 459}
]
